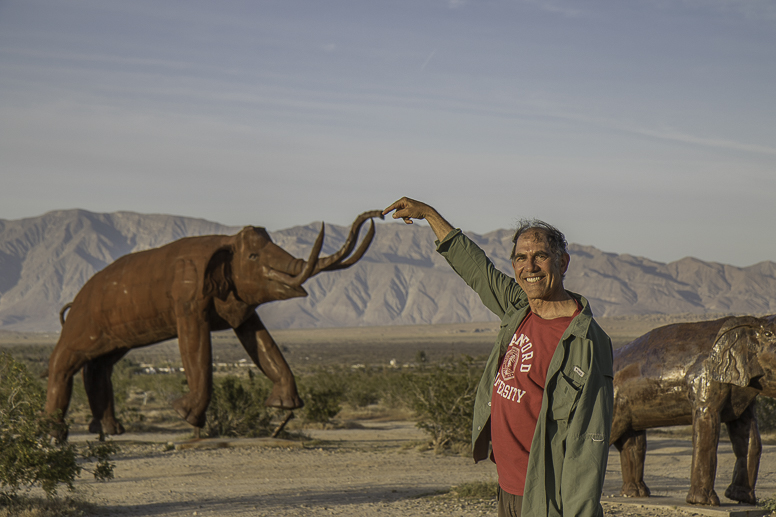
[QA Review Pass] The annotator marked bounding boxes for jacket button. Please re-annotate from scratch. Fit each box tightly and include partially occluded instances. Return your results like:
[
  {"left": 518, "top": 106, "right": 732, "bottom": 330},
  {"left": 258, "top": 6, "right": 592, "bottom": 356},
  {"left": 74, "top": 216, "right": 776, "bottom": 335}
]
[
  {"left": 488, "top": 402, "right": 491, "bottom": 407},
  {"left": 477, "top": 426, "right": 482, "bottom": 430}
]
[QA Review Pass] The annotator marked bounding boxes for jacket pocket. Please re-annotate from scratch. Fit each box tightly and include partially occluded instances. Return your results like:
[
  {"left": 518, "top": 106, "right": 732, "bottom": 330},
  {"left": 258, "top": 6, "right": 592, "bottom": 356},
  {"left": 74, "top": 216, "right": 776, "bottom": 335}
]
[{"left": 550, "top": 372, "right": 581, "bottom": 421}]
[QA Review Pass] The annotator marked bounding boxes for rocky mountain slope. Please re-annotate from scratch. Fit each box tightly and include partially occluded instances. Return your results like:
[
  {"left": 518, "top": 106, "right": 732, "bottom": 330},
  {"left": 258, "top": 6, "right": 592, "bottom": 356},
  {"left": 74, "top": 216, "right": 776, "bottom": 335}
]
[{"left": 1, "top": 210, "right": 774, "bottom": 331}]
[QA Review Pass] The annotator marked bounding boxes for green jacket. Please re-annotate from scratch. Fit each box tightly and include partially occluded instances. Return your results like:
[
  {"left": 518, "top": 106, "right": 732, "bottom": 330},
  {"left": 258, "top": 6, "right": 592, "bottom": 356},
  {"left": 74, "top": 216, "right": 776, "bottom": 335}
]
[{"left": 437, "top": 229, "right": 613, "bottom": 517}]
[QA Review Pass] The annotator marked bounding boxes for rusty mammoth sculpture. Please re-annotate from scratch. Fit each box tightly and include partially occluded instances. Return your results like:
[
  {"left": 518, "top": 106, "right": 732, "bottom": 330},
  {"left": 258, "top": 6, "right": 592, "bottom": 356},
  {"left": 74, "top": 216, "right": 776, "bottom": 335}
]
[
  {"left": 611, "top": 315, "right": 776, "bottom": 506},
  {"left": 46, "top": 210, "right": 383, "bottom": 438}
]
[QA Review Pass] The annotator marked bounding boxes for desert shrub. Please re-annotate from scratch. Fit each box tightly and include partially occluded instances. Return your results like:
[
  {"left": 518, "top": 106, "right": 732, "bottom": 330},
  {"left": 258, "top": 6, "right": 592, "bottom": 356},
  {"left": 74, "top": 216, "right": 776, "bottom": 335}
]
[
  {"left": 145, "top": 372, "right": 188, "bottom": 405},
  {"left": 451, "top": 480, "right": 498, "bottom": 499},
  {"left": 110, "top": 358, "right": 143, "bottom": 409},
  {"left": 204, "top": 375, "right": 274, "bottom": 438},
  {"left": 759, "top": 493, "right": 776, "bottom": 511},
  {"left": 0, "top": 353, "right": 115, "bottom": 499},
  {"left": 756, "top": 396, "right": 776, "bottom": 432},
  {"left": 303, "top": 388, "right": 342, "bottom": 423},
  {"left": 339, "top": 367, "right": 382, "bottom": 409},
  {"left": 0, "top": 494, "right": 95, "bottom": 516},
  {"left": 400, "top": 357, "right": 479, "bottom": 452},
  {"left": 298, "top": 369, "right": 345, "bottom": 423}
]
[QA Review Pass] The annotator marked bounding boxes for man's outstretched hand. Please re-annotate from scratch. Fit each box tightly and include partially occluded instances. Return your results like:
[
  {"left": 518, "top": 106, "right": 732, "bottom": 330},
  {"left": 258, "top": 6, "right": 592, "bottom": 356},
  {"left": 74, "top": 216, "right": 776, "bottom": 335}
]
[{"left": 383, "top": 197, "right": 455, "bottom": 241}]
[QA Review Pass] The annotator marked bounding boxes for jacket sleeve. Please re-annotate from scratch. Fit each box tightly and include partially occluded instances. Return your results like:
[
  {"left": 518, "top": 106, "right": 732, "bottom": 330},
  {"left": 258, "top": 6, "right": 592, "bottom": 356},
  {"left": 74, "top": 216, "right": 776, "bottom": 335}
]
[
  {"left": 560, "top": 338, "right": 614, "bottom": 517},
  {"left": 436, "top": 229, "right": 522, "bottom": 319}
]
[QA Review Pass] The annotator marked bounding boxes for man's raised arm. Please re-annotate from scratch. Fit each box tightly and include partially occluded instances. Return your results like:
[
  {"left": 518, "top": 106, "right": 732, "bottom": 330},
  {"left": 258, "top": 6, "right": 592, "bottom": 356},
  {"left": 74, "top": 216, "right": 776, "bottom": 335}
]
[{"left": 382, "top": 197, "right": 455, "bottom": 242}]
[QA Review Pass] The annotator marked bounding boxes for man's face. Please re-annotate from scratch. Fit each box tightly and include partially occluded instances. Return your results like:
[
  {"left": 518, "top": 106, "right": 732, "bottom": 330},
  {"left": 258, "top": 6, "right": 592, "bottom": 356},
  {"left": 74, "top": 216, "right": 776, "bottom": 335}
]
[{"left": 512, "top": 230, "right": 569, "bottom": 303}]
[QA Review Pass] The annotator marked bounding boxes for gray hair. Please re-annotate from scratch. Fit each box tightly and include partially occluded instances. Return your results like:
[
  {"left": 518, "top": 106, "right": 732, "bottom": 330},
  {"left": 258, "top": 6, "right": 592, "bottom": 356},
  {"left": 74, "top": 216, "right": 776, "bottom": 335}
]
[{"left": 510, "top": 219, "right": 568, "bottom": 263}]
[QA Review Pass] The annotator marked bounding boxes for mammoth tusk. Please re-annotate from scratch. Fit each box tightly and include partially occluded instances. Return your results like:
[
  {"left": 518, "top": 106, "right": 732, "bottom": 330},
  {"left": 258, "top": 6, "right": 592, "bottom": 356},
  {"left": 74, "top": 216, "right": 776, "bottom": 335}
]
[
  {"left": 59, "top": 302, "right": 73, "bottom": 326},
  {"left": 311, "top": 210, "right": 383, "bottom": 275},
  {"left": 266, "top": 268, "right": 298, "bottom": 285},
  {"left": 322, "top": 219, "right": 376, "bottom": 271},
  {"left": 285, "top": 223, "right": 324, "bottom": 287}
]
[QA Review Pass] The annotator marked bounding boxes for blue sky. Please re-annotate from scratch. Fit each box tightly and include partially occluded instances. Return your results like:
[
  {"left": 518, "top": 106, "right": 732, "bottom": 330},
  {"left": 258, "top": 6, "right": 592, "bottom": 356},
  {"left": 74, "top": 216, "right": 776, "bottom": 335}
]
[{"left": 1, "top": 0, "right": 774, "bottom": 267}]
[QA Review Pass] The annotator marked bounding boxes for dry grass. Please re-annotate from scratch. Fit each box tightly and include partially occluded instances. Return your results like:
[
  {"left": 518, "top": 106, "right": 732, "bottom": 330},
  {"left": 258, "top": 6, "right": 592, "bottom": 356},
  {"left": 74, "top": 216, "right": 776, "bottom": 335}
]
[
  {"left": 0, "top": 315, "right": 720, "bottom": 516},
  {"left": 0, "top": 494, "right": 95, "bottom": 517}
]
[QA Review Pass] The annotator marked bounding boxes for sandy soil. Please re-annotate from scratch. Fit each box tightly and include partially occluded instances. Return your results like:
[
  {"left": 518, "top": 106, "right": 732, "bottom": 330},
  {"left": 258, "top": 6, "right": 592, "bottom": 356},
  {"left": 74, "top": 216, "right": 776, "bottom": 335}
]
[
  {"left": 7, "top": 316, "right": 773, "bottom": 516},
  {"left": 65, "top": 422, "right": 776, "bottom": 517}
]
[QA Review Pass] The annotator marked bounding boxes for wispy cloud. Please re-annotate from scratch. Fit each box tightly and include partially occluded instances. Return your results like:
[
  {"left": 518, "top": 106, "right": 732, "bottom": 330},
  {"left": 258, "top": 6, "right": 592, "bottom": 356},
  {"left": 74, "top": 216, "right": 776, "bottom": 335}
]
[
  {"left": 520, "top": 0, "right": 582, "bottom": 18},
  {"left": 665, "top": 0, "right": 776, "bottom": 22},
  {"left": 0, "top": 47, "right": 203, "bottom": 74},
  {"left": 625, "top": 126, "right": 776, "bottom": 156},
  {"left": 420, "top": 49, "right": 436, "bottom": 71}
]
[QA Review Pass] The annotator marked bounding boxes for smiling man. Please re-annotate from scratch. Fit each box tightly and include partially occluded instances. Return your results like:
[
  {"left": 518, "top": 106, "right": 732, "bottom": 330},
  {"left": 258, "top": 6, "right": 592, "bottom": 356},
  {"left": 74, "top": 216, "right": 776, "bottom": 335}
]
[{"left": 383, "top": 197, "right": 613, "bottom": 517}]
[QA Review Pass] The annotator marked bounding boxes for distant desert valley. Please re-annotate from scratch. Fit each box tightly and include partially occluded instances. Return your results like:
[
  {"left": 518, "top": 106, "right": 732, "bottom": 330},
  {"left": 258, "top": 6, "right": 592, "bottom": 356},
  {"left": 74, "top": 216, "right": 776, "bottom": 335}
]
[
  {"left": 2, "top": 210, "right": 775, "bottom": 517},
  {"left": 1, "top": 209, "right": 775, "bottom": 332}
]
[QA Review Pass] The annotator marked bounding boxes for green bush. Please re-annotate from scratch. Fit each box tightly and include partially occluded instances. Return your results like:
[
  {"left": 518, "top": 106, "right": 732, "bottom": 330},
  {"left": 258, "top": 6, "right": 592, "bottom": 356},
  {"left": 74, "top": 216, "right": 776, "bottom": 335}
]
[
  {"left": 756, "top": 396, "right": 776, "bottom": 432},
  {"left": 400, "top": 357, "right": 479, "bottom": 452},
  {"left": 759, "top": 492, "right": 776, "bottom": 511},
  {"left": 0, "top": 353, "right": 115, "bottom": 499},
  {"left": 204, "top": 375, "right": 274, "bottom": 438},
  {"left": 302, "top": 387, "right": 343, "bottom": 423},
  {"left": 0, "top": 494, "right": 95, "bottom": 516},
  {"left": 339, "top": 367, "right": 382, "bottom": 409},
  {"left": 451, "top": 480, "right": 499, "bottom": 499},
  {"left": 297, "top": 369, "right": 346, "bottom": 423}
]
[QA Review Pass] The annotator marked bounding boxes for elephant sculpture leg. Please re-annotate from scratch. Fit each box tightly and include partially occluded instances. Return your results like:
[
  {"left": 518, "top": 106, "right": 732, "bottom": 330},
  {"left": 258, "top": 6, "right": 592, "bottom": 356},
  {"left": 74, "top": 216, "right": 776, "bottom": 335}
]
[
  {"left": 45, "top": 340, "right": 91, "bottom": 440},
  {"left": 687, "top": 404, "right": 722, "bottom": 506},
  {"left": 171, "top": 316, "right": 214, "bottom": 429},
  {"left": 233, "top": 312, "right": 303, "bottom": 409},
  {"left": 615, "top": 429, "right": 650, "bottom": 497},
  {"left": 82, "top": 349, "right": 128, "bottom": 436},
  {"left": 724, "top": 403, "right": 761, "bottom": 504}
]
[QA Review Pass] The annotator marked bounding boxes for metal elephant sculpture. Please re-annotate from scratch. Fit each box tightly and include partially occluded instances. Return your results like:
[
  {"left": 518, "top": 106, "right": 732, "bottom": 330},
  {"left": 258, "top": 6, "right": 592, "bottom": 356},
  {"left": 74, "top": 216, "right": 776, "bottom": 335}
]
[
  {"left": 46, "top": 210, "right": 383, "bottom": 439},
  {"left": 610, "top": 315, "right": 776, "bottom": 506}
]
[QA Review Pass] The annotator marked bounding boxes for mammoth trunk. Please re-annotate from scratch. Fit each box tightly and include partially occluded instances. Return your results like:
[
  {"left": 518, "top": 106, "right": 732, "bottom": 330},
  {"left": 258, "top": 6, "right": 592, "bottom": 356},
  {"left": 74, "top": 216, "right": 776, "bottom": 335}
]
[{"left": 267, "top": 224, "right": 324, "bottom": 287}]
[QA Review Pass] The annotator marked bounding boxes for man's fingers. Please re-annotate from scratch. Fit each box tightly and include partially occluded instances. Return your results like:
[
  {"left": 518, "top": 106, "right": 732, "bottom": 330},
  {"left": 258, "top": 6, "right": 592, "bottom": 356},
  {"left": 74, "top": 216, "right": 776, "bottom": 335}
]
[
  {"left": 384, "top": 197, "right": 423, "bottom": 224},
  {"left": 382, "top": 204, "right": 397, "bottom": 216},
  {"left": 383, "top": 198, "right": 407, "bottom": 216}
]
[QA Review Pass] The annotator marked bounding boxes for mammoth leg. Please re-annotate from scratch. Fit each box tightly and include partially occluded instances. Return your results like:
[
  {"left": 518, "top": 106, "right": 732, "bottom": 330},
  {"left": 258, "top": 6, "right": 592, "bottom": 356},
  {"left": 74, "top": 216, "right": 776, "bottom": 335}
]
[
  {"left": 687, "top": 404, "right": 722, "bottom": 506},
  {"left": 615, "top": 429, "right": 650, "bottom": 497},
  {"left": 171, "top": 316, "right": 213, "bottom": 428},
  {"left": 45, "top": 341, "right": 90, "bottom": 439},
  {"left": 234, "top": 312, "right": 303, "bottom": 409},
  {"left": 82, "top": 349, "right": 128, "bottom": 437},
  {"left": 724, "top": 403, "right": 760, "bottom": 505}
]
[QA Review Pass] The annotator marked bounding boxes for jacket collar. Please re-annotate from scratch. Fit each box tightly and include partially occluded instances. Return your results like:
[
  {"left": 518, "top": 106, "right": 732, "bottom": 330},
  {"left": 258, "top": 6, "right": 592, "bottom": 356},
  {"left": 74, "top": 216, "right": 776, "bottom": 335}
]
[
  {"left": 514, "top": 289, "right": 593, "bottom": 339},
  {"left": 565, "top": 291, "right": 594, "bottom": 340}
]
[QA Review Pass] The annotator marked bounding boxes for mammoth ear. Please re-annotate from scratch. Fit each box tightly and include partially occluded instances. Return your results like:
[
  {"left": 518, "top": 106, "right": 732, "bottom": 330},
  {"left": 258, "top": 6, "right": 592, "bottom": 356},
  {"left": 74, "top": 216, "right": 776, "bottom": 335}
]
[
  {"left": 203, "top": 247, "right": 233, "bottom": 301},
  {"left": 706, "top": 316, "right": 765, "bottom": 388}
]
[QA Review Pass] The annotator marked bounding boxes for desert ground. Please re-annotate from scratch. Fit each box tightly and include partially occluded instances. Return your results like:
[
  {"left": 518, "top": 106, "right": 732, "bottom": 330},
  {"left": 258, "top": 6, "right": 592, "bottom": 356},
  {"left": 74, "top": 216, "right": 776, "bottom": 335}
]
[
  {"left": 58, "top": 422, "right": 776, "bottom": 517},
  {"left": 3, "top": 314, "right": 774, "bottom": 516}
]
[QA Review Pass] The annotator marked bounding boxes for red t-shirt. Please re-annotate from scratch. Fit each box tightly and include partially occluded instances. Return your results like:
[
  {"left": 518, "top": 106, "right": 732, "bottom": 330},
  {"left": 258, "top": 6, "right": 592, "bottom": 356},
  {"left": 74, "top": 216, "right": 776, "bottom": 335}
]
[{"left": 490, "top": 309, "right": 578, "bottom": 496}]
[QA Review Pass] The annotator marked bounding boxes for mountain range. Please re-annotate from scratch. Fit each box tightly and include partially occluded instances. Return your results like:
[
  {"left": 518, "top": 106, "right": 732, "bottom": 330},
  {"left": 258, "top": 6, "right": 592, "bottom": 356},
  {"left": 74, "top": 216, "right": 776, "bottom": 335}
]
[{"left": 1, "top": 209, "right": 774, "bottom": 331}]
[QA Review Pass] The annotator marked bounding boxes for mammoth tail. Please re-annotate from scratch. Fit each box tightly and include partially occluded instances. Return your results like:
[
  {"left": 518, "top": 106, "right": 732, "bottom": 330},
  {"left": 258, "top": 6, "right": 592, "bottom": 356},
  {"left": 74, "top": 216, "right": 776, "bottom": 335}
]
[{"left": 59, "top": 302, "right": 73, "bottom": 326}]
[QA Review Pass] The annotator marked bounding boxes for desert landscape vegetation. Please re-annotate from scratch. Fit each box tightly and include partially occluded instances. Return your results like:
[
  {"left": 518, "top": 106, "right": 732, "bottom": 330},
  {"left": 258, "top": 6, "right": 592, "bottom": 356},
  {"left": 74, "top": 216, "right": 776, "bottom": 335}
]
[
  {"left": 3, "top": 211, "right": 776, "bottom": 516},
  {"left": 3, "top": 315, "right": 776, "bottom": 516},
  {"left": 4, "top": 0, "right": 775, "bottom": 515}
]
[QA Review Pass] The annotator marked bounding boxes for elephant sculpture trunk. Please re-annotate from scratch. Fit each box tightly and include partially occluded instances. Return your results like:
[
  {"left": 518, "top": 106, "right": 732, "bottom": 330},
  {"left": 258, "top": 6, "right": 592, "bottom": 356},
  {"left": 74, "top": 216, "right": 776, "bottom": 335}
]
[
  {"left": 267, "top": 223, "right": 325, "bottom": 287},
  {"left": 46, "top": 210, "right": 383, "bottom": 440}
]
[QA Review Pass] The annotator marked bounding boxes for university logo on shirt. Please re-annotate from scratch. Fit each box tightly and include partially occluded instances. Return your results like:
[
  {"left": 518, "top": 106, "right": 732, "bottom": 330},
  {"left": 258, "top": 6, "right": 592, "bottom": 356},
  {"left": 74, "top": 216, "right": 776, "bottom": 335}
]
[
  {"left": 501, "top": 346, "right": 519, "bottom": 380},
  {"left": 501, "top": 332, "right": 533, "bottom": 381}
]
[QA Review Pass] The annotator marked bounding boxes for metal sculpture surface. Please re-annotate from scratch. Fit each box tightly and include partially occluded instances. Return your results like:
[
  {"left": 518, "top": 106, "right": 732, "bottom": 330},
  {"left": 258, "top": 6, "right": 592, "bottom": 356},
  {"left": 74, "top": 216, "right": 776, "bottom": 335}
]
[
  {"left": 610, "top": 315, "right": 776, "bottom": 506},
  {"left": 46, "top": 210, "right": 382, "bottom": 438}
]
